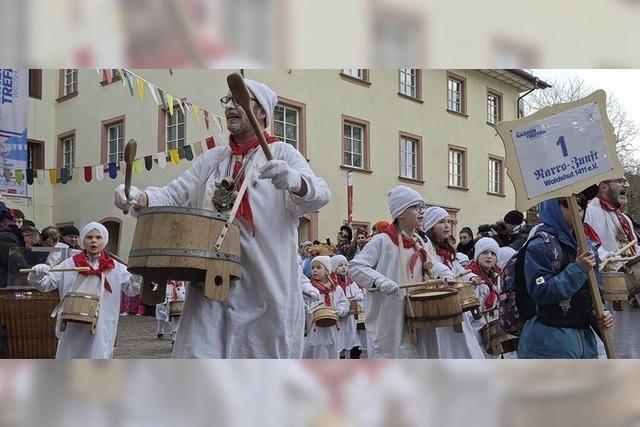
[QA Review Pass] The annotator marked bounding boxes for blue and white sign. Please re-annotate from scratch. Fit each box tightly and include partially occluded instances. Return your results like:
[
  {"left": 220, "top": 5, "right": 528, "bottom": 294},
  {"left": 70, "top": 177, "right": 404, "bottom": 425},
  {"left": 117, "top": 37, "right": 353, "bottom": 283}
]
[
  {"left": 511, "top": 101, "right": 614, "bottom": 199},
  {"left": 0, "top": 69, "right": 29, "bottom": 197}
]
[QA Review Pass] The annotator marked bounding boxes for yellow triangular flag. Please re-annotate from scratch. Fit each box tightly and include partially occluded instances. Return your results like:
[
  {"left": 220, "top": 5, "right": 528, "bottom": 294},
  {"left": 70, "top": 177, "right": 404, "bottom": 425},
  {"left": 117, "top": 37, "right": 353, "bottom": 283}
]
[
  {"left": 49, "top": 169, "right": 57, "bottom": 184},
  {"left": 169, "top": 148, "right": 180, "bottom": 165},
  {"left": 167, "top": 94, "right": 174, "bottom": 116},
  {"left": 133, "top": 159, "right": 142, "bottom": 174},
  {"left": 192, "top": 105, "right": 201, "bottom": 122},
  {"left": 136, "top": 77, "right": 145, "bottom": 102}
]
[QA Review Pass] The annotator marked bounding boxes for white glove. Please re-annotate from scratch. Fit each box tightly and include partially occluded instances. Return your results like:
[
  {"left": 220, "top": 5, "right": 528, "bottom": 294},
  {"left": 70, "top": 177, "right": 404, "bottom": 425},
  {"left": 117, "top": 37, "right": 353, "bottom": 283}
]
[
  {"left": 114, "top": 184, "right": 143, "bottom": 212},
  {"left": 378, "top": 278, "right": 399, "bottom": 295},
  {"left": 32, "top": 264, "right": 51, "bottom": 276},
  {"left": 306, "top": 288, "right": 321, "bottom": 301},
  {"left": 258, "top": 160, "right": 303, "bottom": 192}
]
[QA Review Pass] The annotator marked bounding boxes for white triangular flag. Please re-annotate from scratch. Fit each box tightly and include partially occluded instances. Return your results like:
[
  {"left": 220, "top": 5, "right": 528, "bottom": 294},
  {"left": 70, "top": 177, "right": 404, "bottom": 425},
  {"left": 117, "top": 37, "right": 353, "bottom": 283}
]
[
  {"left": 95, "top": 165, "right": 104, "bottom": 181},
  {"left": 157, "top": 152, "right": 167, "bottom": 168},
  {"left": 148, "top": 81, "right": 160, "bottom": 105},
  {"left": 37, "top": 171, "right": 45, "bottom": 185}
]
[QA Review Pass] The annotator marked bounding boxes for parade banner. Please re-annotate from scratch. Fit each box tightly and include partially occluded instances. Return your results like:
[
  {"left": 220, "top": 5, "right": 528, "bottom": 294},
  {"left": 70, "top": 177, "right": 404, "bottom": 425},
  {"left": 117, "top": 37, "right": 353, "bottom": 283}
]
[
  {"left": 496, "top": 90, "right": 623, "bottom": 212},
  {"left": 0, "top": 69, "right": 29, "bottom": 197}
]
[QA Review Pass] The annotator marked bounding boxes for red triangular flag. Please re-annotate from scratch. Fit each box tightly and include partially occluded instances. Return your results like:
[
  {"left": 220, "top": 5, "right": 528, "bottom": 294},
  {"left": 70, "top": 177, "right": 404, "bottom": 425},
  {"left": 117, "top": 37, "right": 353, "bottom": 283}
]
[
  {"left": 206, "top": 136, "right": 215, "bottom": 149},
  {"left": 84, "top": 166, "right": 92, "bottom": 182}
]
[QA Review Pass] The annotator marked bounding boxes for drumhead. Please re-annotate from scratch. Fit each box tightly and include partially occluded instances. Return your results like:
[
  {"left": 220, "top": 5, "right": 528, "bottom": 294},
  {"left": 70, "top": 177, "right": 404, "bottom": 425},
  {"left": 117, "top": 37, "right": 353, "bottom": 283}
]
[{"left": 411, "top": 289, "right": 455, "bottom": 298}]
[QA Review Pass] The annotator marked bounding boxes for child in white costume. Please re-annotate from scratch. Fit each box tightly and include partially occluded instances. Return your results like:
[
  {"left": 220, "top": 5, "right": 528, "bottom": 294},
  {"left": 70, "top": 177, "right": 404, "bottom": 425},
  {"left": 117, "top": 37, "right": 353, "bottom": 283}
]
[
  {"left": 28, "top": 222, "right": 141, "bottom": 359},
  {"left": 330, "top": 254, "right": 364, "bottom": 357},
  {"left": 419, "top": 206, "right": 485, "bottom": 359},
  {"left": 303, "top": 256, "right": 349, "bottom": 359},
  {"left": 156, "top": 280, "right": 185, "bottom": 341}
]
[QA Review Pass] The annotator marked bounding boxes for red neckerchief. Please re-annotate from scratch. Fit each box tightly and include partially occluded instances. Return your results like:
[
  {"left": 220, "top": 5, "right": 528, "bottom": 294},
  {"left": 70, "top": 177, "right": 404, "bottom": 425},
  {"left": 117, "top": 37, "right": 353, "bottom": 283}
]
[
  {"left": 435, "top": 246, "right": 455, "bottom": 267},
  {"left": 583, "top": 223, "right": 602, "bottom": 246},
  {"left": 72, "top": 250, "right": 115, "bottom": 293},
  {"left": 311, "top": 278, "right": 334, "bottom": 306},
  {"left": 598, "top": 196, "right": 636, "bottom": 255},
  {"left": 383, "top": 224, "right": 428, "bottom": 278},
  {"left": 467, "top": 261, "right": 501, "bottom": 309},
  {"left": 228, "top": 132, "right": 279, "bottom": 234},
  {"left": 330, "top": 273, "right": 352, "bottom": 292}
]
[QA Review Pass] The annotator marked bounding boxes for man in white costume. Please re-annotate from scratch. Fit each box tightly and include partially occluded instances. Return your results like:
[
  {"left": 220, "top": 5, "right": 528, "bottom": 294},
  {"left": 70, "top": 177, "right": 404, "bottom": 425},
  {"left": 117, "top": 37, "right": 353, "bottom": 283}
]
[
  {"left": 28, "top": 222, "right": 141, "bottom": 359},
  {"left": 584, "top": 177, "right": 640, "bottom": 358},
  {"left": 114, "top": 79, "right": 331, "bottom": 358}
]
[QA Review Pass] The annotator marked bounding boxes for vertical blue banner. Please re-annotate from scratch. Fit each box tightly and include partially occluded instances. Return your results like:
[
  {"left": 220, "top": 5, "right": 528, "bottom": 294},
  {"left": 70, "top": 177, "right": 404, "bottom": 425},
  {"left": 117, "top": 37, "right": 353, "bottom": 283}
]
[{"left": 0, "top": 69, "right": 29, "bottom": 197}]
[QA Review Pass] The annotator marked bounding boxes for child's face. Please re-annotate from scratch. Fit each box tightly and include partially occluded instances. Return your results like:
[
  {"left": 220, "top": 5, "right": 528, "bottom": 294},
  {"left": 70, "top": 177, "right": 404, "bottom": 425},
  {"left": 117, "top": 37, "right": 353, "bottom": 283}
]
[
  {"left": 432, "top": 218, "right": 451, "bottom": 242},
  {"left": 336, "top": 261, "right": 348, "bottom": 276},
  {"left": 311, "top": 263, "right": 328, "bottom": 280},
  {"left": 477, "top": 251, "right": 497, "bottom": 269},
  {"left": 83, "top": 229, "right": 105, "bottom": 255},
  {"left": 398, "top": 203, "right": 425, "bottom": 231}
]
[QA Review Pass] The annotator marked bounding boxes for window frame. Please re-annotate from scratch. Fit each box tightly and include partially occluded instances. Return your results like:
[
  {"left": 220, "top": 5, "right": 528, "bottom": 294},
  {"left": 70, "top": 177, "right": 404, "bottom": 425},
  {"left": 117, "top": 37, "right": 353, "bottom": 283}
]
[
  {"left": 157, "top": 103, "right": 187, "bottom": 153},
  {"left": 100, "top": 69, "right": 122, "bottom": 86},
  {"left": 446, "top": 71, "right": 468, "bottom": 117},
  {"left": 101, "top": 115, "right": 126, "bottom": 165},
  {"left": 27, "top": 139, "right": 45, "bottom": 170},
  {"left": 398, "top": 69, "right": 423, "bottom": 102},
  {"left": 447, "top": 145, "right": 468, "bottom": 190},
  {"left": 272, "top": 96, "right": 307, "bottom": 158},
  {"left": 341, "top": 115, "right": 371, "bottom": 174},
  {"left": 486, "top": 88, "right": 503, "bottom": 125},
  {"left": 57, "top": 129, "right": 76, "bottom": 172},
  {"left": 29, "top": 69, "right": 42, "bottom": 99},
  {"left": 487, "top": 155, "right": 505, "bottom": 196},
  {"left": 398, "top": 131, "right": 423, "bottom": 183},
  {"left": 56, "top": 69, "right": 78, "bottom": 102},
  {"left": 339, "top": 69, "right": 372, "bottom": 87}
]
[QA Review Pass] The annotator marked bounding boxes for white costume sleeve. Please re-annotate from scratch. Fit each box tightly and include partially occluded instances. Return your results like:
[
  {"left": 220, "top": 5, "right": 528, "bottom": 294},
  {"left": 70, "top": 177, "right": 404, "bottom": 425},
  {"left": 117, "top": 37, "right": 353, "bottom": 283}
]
[
  {"left": 349, "top": 282, "right": 365, "bottom": 303},
  {"left": 278, "top": 143, "right": 331, "bottom": 217},
  {"left": 144, "top": 147, "right": 227, "bottom": 207},
  {"left": 333, "top": 287, "right": 350, "bottom": 318},
  {"left": 300, "top": 270, "right": 316, "bottom": 297},
  {"left": 348, "top": 237, "right": 386, "bottom": 290},
  {"left": 430, "top": 262, "right": 454, "bottom": 280},
  {"left": 28, "top": 269, "right": 64, "bottom": 293},
  {"left": 117, "top": 263, "right": 141, "bottom": 297}
]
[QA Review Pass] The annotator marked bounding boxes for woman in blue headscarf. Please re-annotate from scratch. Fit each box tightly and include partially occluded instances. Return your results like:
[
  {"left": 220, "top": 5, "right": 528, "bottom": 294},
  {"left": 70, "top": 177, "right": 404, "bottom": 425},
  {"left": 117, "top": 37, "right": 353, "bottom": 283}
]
[{"left": 518, "top": 197, "right": 614, "bottom": 359}]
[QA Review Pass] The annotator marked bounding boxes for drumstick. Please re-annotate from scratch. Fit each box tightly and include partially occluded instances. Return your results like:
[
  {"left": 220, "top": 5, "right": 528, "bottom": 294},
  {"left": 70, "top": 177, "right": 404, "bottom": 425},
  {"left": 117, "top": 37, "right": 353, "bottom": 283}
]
[
  {"left": 122, "top": 139, "right": 137, "bottom": 215},
  {"left": 455, "top": 269, "right": 471, "bottom": 278},
  {"left": 20, "top": 267, "right": 91, "bottom": 273},
  {"left": 600, "top": 239, "right": 637, "bottom": 270},
  {"left": 226, "top": 73, "right": 273, "bottom": 161},
  {"left": 368, "top": 279, "right": 443, "bottom": 293}
]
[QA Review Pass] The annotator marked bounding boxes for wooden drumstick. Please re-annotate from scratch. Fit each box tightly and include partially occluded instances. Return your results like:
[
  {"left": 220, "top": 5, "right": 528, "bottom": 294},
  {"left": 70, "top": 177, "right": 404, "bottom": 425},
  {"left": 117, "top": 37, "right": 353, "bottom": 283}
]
[
  {"left": 600, "top": 239, "right": 637, "bottom": 271},
  {"left": 368, "top": 279, "right": 443, "bottom": 293},
  {"left": 226, "top": 73, "right": 273, "bottom": 161},
  {"left": 20, "top": 267, "right": 91, "bottom": 273},
  {"left": 123, "top": 139, "right": 138, "bottom": 215}
]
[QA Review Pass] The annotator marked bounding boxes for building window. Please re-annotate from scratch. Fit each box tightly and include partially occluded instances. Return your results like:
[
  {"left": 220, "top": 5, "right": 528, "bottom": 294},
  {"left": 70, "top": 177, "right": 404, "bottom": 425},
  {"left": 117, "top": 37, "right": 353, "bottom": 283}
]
[
  {"left": 343, "top": 69, "right": 366, "bottom": 80},
  {"left": 101, "top": 116, "right": 125, "bottom": 165},
  {"left": 63, "top": 69, "right": 78, "bottom": 96},
  {"left": 447, "top": 72, "right": 467, "bottom": 114},
  {"left": 61, "top": 135, "right": 75, "bottom": 169},
  {"left": 341, "top": 115, "right": 370, "bottom": 172},
  {"left": 29, "top": 69, "right": 42, "bottom": 99},
  {"left": 487, "top": 89, "right": 502, "bottom": 124},
  {"left": 27, "top": 140, "right": 45, "bottom": 170},
  {"left": 488, "top": 156, "right": 504, "bottom": 195},
  {"left": 399, "top": 132, "right": 422, "bottom": 182},
  {"left": 273, "top": 105, "right": 299, "bottom": 149},
  {"left": 399, "top": 69, "right": 421, "bottom": 99},
  {"left": 448, "top": 147, "right": 466, "bottom": 188},
  {"left": 165, "top": 108, "right": 185, "bottom": 150},
  {"left": 339, "top": 69, "right": 371, "bottom": 86},
  {"left": 101, "top": 69, "right": 122, "bottom": 85}
]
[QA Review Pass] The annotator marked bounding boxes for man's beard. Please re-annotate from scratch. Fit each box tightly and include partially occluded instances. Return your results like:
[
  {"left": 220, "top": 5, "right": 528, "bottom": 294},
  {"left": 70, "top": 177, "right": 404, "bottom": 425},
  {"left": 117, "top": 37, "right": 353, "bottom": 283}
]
[{"left": 607, "top": 187, "right": 624, "bottom": 207}]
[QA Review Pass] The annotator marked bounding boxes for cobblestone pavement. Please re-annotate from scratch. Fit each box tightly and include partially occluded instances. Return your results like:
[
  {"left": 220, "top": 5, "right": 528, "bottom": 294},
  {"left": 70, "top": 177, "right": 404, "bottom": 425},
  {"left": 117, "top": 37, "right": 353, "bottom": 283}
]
[{"left": 113, "top": 315, "right": 172, "bottom": 359}]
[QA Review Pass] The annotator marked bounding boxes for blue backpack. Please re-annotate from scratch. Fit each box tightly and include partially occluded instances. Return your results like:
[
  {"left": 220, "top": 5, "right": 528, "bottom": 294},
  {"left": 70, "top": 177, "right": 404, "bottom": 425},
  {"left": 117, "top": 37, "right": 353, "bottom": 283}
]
[{"left": 499, "top": 231, "right": 562, "bottom": 336}]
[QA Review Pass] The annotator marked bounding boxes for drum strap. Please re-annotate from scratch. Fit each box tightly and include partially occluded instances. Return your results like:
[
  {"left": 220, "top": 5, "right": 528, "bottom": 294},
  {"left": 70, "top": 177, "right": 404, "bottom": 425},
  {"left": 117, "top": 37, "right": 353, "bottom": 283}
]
[{"left": 398, "top": 234, "right": 418, "bottom": 344}]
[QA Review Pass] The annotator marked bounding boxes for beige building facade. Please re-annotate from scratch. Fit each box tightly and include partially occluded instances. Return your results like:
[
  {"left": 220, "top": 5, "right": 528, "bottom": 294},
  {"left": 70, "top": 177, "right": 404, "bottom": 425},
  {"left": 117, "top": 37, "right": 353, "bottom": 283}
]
[{"left": 6, "top": 69, "right": 546, "bottom": 257}]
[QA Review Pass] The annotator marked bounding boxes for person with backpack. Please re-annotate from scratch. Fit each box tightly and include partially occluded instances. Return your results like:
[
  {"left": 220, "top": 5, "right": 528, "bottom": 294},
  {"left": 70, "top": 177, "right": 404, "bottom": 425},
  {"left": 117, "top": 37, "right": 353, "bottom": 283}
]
[{"left": 517, "top": 197, "right": 614, "bottom": 359}]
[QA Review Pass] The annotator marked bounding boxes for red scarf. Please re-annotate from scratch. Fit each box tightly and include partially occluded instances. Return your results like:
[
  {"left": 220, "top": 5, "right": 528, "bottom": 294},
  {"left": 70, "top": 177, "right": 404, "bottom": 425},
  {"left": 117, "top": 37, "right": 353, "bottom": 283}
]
[
  {"left": 598, "top": 196, "right": 636, "bottom": 255},
  {"left": 435, "top": 246, "right": 455, "bottom": 267},
  {"left": 467, "top": 261, "right": 501, "bottom": 309},
  {"left": 311, "top": 278, "right": 334, "bottom": 307},
  {"left": 583, "top": 223, "right": 602, "bottom": 246},
  {"left": 383, "top": 224, "right": 428, "bottom": 279},
  {"left": 331, "top": 273, "right": 352, "bottom": 292},
  {"left": 72, "top": 250, "right": 115, "bottom": 293},
  {"left": 228, "top": 132, "right": 279, "bottom": 233}
]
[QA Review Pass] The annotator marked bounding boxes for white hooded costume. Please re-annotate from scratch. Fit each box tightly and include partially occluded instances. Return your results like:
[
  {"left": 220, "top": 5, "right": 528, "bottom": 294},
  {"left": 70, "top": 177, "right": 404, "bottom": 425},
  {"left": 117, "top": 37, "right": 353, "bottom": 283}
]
[
  {"left": 302, "top": 256, "right": 350, "bottom": 359},
  {"left": 419, "top": 207, "right": 485, "bottom": 359},
  {"left": 331, "top": 254, "right": 364, "bottom": 353},
  {"left": 585, "top": 196, "right": 640, "bottom": 358},
  {"left": 141, "top": 80, "right": 331, "bottom": 358},
  {"left": 28, "top": 222, "right": 141, "bottom": 359}
]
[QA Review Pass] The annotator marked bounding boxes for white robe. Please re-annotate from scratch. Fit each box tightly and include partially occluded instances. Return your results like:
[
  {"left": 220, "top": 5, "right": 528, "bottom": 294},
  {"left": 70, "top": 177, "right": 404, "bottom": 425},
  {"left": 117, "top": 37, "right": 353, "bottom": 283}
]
[
  {"left": 585, "top": 198, "right": 640, "bottom": 358},
  {"left": 28, "top": 256, "right": 141, "bottom": 359},
  {"left": 303, "top": 286, "right": 350, "bottom": 359},
  {"left": 337, "top": 281, "right": 364, "bottom": 352},
  {"left": 349, "top": 233, "right": 437, "bottom": 358},
  {"left": 144, "top": 142, "right": 331, "bottom": 358}
]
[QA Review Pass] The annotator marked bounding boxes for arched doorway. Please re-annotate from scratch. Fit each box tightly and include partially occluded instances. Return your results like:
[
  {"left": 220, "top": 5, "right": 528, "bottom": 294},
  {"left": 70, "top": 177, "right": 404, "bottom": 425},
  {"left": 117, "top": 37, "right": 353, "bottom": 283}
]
[{"left": 101, "top": 219, "right": 121, "bottom": 255}]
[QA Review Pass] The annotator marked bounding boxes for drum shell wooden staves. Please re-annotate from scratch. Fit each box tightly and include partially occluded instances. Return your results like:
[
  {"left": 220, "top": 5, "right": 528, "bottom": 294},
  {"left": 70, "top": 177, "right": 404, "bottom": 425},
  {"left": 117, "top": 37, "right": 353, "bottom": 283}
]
[
  {"left": 602, "top": 272, "right": 628, "bottom": 302},
  {"left": 406, "top": 288, "right": 463, "bottom": 329},
  {"left": 313, "top": 306, "right": 338, "bottom": 328},
  {"left": 169, "top": 300, "right": 184, "bottom": 317},
  {"left": 61, "top": 292, "right": 100, "bottom": 332},
  {"left": 128, "top": 207, "right": 241, "bottom": 305}
]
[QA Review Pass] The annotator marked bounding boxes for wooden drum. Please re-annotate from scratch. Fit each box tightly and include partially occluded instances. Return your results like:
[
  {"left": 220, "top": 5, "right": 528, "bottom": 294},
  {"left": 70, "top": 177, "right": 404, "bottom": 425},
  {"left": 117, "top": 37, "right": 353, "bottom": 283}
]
[
  {"left": 169, "top": 300, "right": 184, "bottom": 318},
  {"left": 0, "top": 288, "right": 59, "bottom": 358},
  {"left": 312, "top": 306, "right": 338, "bottom": 328},
  {"left": 348, "top": 298, "right": 359, "bottom": 316},
  {"left": 60, "top": 292, "right": 100, "bottom": 334},
  {"left": 602, "top": 272, "right": 628, "bottom": 302},
  {"left": 480, "top": 319, "right": 518, "bottom": 355},
  {"left": 449, "top": 281, "right": 480, "bottom": 312},
  {"left": 128, "top": 207, "right": 241, "bottom": 305},
  {"left": 405, "top": 288, "right": 462, "bottom": 331}
]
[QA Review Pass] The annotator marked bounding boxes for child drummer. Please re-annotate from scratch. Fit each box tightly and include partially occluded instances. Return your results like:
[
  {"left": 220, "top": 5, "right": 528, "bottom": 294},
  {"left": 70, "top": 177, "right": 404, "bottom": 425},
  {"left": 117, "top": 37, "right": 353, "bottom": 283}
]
[
  {"left": 156, "top": 280, "right": 185, "bottom": 344},
  {"left": 330, "top": 254, "right": 364, "bottom": 358},
  {"left": 303, "top": 255, "right": 349, "bottom": 359},
  {"left": 28, "top": 222, "right": 141, "bottom": 359}
]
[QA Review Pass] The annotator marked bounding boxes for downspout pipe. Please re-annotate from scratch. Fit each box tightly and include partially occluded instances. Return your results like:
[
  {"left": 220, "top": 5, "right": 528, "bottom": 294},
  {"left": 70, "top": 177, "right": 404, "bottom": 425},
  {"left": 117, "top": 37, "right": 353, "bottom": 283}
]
[{"left": 517, "top": 77, "right": 540, "bottom": 118}]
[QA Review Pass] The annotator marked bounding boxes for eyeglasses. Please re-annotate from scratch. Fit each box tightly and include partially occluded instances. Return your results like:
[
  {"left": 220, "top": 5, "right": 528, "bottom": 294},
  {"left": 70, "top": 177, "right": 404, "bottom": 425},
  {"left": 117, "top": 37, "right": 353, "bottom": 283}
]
[
  {"left": 220, "top": 95, "right": 259, "bottom": 109},
  {"left": 605, "top": 178, "right": 628, "bottom": 186},
  {"left": 411, "top": 203, "right": 427, "bottom": 212}
]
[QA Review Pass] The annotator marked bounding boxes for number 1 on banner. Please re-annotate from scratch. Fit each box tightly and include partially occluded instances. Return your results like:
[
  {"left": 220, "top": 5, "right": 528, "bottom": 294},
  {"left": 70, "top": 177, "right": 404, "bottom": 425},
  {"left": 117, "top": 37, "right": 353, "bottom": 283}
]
[{"left": 556, "top": 136, "right": 568, "bottom": 157}]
